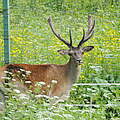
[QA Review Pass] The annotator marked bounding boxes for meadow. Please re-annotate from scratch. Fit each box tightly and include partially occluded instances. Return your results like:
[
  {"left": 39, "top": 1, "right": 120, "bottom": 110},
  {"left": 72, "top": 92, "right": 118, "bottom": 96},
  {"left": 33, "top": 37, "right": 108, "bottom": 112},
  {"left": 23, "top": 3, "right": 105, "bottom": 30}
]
[{"left": 0, "top": 0, "right": 120, "bottom": 119}]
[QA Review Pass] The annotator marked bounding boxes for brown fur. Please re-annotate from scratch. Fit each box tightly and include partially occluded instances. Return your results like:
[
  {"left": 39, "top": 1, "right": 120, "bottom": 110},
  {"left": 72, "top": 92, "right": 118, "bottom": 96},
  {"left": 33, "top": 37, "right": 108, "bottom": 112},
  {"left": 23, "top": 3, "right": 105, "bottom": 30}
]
[{"left": 0, "top": 61, "right": 80, "bottom": 99}]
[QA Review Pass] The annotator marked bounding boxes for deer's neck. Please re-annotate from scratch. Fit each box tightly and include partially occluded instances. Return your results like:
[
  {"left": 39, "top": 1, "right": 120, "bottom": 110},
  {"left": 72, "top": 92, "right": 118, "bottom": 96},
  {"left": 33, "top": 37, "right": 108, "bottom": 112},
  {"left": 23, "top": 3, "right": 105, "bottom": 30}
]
[{"left": 66, "top": 57, "right": 81, "bottom": 83}]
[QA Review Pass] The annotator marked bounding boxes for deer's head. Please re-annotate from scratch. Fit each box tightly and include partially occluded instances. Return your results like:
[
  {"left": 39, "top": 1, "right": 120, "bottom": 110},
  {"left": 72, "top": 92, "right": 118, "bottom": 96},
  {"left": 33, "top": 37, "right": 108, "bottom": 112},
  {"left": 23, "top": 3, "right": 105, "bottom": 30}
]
[{"left": 48, "top": 16, "right": 95, "bottom": 65}]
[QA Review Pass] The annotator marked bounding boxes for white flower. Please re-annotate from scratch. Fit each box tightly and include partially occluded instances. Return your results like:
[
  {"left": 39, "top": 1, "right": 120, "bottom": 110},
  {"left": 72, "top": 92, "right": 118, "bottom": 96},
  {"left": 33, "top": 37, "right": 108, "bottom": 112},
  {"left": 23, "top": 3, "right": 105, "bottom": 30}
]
[
  {"left": 35, "top": 81, "right": 46, "bottom": 86},
  {"left": 56, "top": 99, "right": 65, "bottom": 103},
  {"left": 35, "top": 94, "right": 50, "bottom": 99},
  {"left": 26, "top": 71, "right": 31, "bottom": 75},
  {"left": 35, "top": 94, "right": 42, "bottom": 98},
  {"left": 42, "top": 90, "right": 45, "bottom": 93},
  {"left": 51, "top": 80, "right": 58, "bottom": 84},
  {"left": 63, "top": 114, "right": 74, "bottom": 119},
  {"left": 90, "top": 65, "right": 102, "bottom": 72},
  {"left": 47, "top": 85, "right": 50, "bottom": 88},
  {"left": 0, "top": 102, "right": 4, "bottom": 106},
  {"left": 13, "top": 89, "right": 21, "bottom": 94},
  {"left": 4, "top": 71, "right": 12, "bottom": 75},
  {"left": 25, "top": 81, "right": 32, "bottom": 84},
  {"left": 19, "top": 93, "right": 29, "bottom": 100},
  {"left": 28, "top": 90, "right": 32, "bottom": 93},
  {"left": 20, "top": 69, "right": 25, "bottom": 72},
  {"left": 22, "top": 74, "right": 26, "bottom": 77},
  {"left": 53, "top": 96, "right": 59, "bottom": 99},
  {"left": 12, "top": 79, "right": 16, "bottom": 81},
  {"left": 1, "top": 77, "right": 11, "bottom": 80}
]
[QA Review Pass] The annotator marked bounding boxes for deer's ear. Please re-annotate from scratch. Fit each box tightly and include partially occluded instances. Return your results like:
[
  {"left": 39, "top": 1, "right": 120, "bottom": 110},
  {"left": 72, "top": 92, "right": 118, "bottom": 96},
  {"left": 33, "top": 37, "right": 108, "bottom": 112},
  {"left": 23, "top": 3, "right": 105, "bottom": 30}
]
[
  {"left": 57, "top": 50, "right": 69, "bottom": 55},
  {"left": 82, "top": 46, "right": 94, "bottom": 52}
]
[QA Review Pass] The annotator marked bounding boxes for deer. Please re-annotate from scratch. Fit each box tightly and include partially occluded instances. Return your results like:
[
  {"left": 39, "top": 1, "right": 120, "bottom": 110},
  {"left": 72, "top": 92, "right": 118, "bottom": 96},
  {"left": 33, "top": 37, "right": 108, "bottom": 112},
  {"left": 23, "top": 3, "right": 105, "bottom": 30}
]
[{"left": 0, "top": 16, "right": 95, "bottom": 105}]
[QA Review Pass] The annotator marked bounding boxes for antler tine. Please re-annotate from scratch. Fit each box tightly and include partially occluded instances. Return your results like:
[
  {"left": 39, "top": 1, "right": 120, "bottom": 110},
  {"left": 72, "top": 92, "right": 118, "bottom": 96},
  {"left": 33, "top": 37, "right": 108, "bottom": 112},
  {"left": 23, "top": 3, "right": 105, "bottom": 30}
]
[
  {"left": 78, "top": 16, "right": 95, "bottom": 48},
  {"left": 86, "top": 16, "right": 93, "bottom": 35},
  {"left": 69, "top": 29, "right": 72, "bottom": 47},
  {"left": 78, "top": 26, "right": 94, "bottom": 46},
  {"left": 78, "top": 29, "right": 85, "bottom": 47},
  {"left": 48, "top": 17, "right": 71, "bottom": 48}
]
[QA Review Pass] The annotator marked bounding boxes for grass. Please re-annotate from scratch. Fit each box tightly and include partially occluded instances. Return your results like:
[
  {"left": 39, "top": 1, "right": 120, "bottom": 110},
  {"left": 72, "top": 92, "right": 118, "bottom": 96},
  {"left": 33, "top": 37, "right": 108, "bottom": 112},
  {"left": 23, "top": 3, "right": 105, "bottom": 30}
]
[{"left": 0, "top": 0, "right": 120, "bottom": 119}]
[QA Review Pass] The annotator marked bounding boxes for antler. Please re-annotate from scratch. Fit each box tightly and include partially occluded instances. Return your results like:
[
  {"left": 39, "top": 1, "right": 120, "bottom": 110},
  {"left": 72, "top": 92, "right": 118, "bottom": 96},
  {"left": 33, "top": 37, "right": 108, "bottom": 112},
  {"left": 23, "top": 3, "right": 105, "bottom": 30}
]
[
  {"left": 48, "top": 17, "right": 73, "bottom": 48},
  {"left": 78, "top": 16, "right": 95, "bottom": 48}
]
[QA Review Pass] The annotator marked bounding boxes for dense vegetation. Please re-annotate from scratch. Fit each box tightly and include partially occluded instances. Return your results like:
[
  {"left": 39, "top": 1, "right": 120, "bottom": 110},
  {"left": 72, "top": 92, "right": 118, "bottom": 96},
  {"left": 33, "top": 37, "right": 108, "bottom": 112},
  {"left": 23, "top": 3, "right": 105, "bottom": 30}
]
[{"left": 0, "top": 0, "right": 120, "bottom": 119}]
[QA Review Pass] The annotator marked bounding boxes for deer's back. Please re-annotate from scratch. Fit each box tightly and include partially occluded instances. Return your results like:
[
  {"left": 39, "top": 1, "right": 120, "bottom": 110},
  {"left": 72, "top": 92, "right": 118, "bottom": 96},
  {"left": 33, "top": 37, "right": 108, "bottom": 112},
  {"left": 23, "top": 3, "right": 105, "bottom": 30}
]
[{"left": 0, "top": 64, "right": 70, "bottom": 96}]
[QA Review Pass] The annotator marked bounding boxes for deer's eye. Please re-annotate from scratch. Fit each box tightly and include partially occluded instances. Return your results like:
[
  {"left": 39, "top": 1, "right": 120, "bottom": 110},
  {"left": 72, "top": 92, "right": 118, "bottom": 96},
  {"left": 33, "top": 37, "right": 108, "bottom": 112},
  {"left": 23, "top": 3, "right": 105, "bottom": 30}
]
[
  {"left": 68, "top": 52, "right": 72, "bottom": 56},
  {"left": 69, "top": 51, "right": 73, "bottom": 55},
  {"left": 81, "top": 51, "right": 84, "bottom": 54}
]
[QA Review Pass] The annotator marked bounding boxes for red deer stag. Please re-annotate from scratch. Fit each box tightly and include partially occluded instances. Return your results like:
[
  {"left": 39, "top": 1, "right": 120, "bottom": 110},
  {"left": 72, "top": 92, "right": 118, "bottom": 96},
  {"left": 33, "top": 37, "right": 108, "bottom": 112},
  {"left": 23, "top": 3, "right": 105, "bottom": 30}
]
[{"left": 0, "top": 16, "right": 95, "bottom": 102}]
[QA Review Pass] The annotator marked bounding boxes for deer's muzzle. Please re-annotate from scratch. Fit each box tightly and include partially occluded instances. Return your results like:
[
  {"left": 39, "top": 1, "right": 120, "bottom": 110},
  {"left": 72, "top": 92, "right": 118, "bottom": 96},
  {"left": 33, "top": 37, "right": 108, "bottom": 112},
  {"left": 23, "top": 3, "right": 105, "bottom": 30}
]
[{"left": 76, "top": 60, "right": 83, "bottom": 65}]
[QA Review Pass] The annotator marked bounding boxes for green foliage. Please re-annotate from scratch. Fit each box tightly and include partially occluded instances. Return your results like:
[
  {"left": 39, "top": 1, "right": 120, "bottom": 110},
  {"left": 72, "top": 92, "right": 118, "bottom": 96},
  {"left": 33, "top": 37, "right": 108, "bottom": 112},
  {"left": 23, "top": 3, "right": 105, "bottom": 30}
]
[{"left": 0, "top": 0, "right": 120, "bottom": 119}]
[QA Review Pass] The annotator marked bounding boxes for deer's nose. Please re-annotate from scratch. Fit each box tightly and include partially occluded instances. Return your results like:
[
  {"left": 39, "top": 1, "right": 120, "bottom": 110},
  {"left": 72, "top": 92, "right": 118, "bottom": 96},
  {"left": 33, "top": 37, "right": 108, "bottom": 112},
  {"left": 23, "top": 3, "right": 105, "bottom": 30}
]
[{"left": 76, "top": 60, "right": 83, "bottom": 64}]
